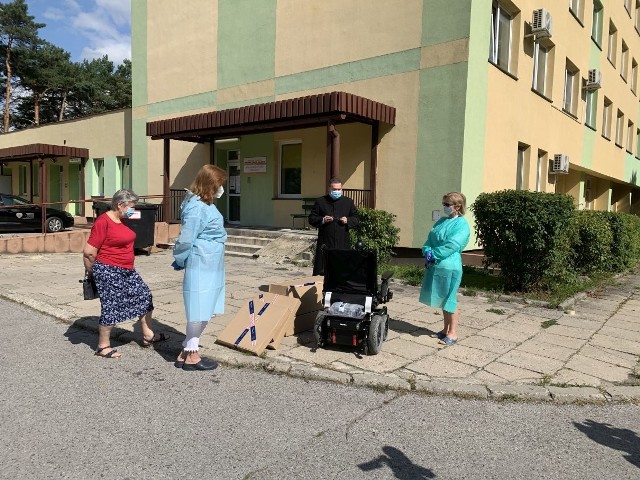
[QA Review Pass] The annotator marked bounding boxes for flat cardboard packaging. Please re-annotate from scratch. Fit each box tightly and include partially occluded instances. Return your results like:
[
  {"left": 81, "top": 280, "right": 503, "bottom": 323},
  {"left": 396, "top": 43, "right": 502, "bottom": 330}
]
[
  {"left": 269, "top": 275, "right": 324, "bottom": 318},
  {"left": 283, "top": 310, "right": 322, "bottom": 337},
  {"left": 216, "top": 293, "right": 300, "bottom": 355}
]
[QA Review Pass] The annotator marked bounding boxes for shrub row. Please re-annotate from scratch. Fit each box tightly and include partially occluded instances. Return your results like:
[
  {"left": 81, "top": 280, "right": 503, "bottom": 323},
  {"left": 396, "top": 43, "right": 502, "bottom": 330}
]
[{"left": 472, "top": 190, "right": 640, "bottom": 292}]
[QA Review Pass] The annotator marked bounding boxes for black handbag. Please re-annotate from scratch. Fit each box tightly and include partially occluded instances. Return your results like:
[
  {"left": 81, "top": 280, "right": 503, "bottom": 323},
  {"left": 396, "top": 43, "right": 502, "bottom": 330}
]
[{"left": 81, "top": 275, "right": 99, "bottom": 300}]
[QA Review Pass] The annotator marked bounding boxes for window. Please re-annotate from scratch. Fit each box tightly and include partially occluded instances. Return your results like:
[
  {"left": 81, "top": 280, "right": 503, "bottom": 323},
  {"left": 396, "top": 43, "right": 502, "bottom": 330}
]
[
  {"left": 570, "top": 0, "right": 584, "bottom": 22},
  {"left": 516, "top": 144, "right": 529, "bottom": 190},
  {"left": 94, "top": 158, "right": 104, "bottom": 196},
  {"left": 608, "top": 21, "right": 618, "bottom": 66},
  {"left": 118, "top": 157, "right": 131, "bottom": 190},
  {"left": 532, "top": 41, "right": 554, "bottom": 96},
  {"left": 636, "top": 128, "right": 640, "bottom": 158},
  {"left": 489, "top": 2, "right": 514, "bottom": 72},
  {"left": 632, "top": 59, "right": 638, "bottom": 93},
  {"left": 31, "top": 162, "right": 39, "bottom": 196},
  {"left": 585, "top": 89, "right": 598, "bottom": 129},
  {"left": 628, "top": 121, "right": 635, "bottom": 153},
  {"left": 278, "top": 142, "right": 302, "bottom": 197},
  {"left": 621, "top": 41, "right": 629, "bottom": 81},
  {"left": 602, "top": 97, "right": 613, "bottom": 139},
  {"left": 636, "top": 1, "right": 640, "bottom": 32},
  {"left": 616, "top": 110, "right": 625, "bottom": 147},
  {"left": 626, "top": 0, "right": 633, "bottom": 16},
  {"left": 536, "top": 150, "right": 547, "bottom": 192},
  {"left": 592, "top": 1, "right": 604, "bottom": 46},
  {"left": 18, "top": 165, "right": 27, "bottom": 195},
  {"left": 563, "top": 60, "right": 579, "bottom": 116}
]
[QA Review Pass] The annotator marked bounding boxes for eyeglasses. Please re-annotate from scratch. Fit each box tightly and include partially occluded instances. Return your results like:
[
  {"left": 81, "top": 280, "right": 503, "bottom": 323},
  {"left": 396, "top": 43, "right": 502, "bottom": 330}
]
[{"left": 442, "top": 202, "right": 453, "bottom": 207}]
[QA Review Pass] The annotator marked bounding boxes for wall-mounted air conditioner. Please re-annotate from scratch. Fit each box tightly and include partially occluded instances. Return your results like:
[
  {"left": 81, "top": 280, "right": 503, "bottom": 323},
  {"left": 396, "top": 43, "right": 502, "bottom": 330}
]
[
  {"left": 531, "top": 8, "right": 553, "bottom": 38},
  {"left": 585, "top": 69, "right": 602, "bottom": 91},
  {"left": 551, "top": 154, "right": 569, "bottom": 174}
]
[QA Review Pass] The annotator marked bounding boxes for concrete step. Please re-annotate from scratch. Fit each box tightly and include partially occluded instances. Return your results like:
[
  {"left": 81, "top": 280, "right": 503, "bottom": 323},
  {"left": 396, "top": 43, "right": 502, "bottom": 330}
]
[
  {"left": 225, "top": 242, "right": 261, "bottom": 255},
  {"left": 225, "top": 250, "right": 256, "bottom": 259},
  {"left": 225, "top": 227, "right": 283, "bottom": 239},
  {"left": 226, "top": 234, "right": 272, "bottom": 247}
]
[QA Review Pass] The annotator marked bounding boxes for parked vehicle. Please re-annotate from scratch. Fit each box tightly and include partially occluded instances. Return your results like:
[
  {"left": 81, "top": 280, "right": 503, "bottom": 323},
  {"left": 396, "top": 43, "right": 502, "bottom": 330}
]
[{"left": 0, "top": 194, "right": 74, "bottom": 233}]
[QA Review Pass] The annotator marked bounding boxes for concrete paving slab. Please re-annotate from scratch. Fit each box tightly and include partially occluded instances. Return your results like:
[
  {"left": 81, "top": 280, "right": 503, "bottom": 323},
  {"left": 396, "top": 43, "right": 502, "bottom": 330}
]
[
  {"left": 482, "top": 362, "right": 542, "bottom": 382},
  {"left": 437, "top": 344, "right": 501, "bottom": 368},
  {"left": 475, "top": 326, "right": 535, "bottom": 343},
  {"left": 339, "top": 351, "right": 411, "bottom": 374},
  {"left": 457, "top": 335, "right": 516, "bottom": 354},
  {"left": 498, "top": 350, "right": 564, "bottom": 374},
  {"left": 551, "top": 368, "right": 603, "bottom": 387},
  {"left": 590, "top": 333, "right": 640, "bottom": 355},
  {"left": 472, "top": 370, "right": 510, "bottom": 384},
  {"left": 282, "top": 346, "right": 347, "bottom": 365},
  {"left": 534, "top": 331, "right": 588, "bottom": 349},
  {"left": 599, "top": 325, "right": 640, "bottom": 343},
  {"left": 605, "top": 385, "right": 640, "bottom": 403},
  {"left": 382, "top": 337, "right": 436, "bottom": 360},
  {"left": 606, "top": 318, "right": 640, "bottom": 332},
  {"left": 413, "top": 380, "right": 489, "bottom": 399},
  {"left": 486, "top": 384, "right": 551, "bottom": 402},
  {"left": 516, "top": 339, "right": 575, "bottom": 361},
  {"left": 565, "top": 355, "right": 632, "bottom": 383},
  {"left": 544, "top": 324, "right": 594, "bottom": 340},
  {"left": 579, "top": 344, "right": 639, "bottom": 369},
  {"left": 499, "top": 320, "right": 544, "bottom": 336},
  {"left": 555, "top": 317, "right": 604, "bottom": 331},
  {"left": 406, "top": 356, "right": 478, "bottom": 378}
]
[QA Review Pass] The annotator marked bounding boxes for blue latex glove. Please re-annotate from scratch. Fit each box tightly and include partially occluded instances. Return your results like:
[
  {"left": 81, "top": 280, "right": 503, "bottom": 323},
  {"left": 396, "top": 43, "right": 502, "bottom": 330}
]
[
  {"left": 424, "top": 250, "right": 434, "bottom": 267},
  {"left": 171, "top": 260, "right": 184, "bottom": 271}
]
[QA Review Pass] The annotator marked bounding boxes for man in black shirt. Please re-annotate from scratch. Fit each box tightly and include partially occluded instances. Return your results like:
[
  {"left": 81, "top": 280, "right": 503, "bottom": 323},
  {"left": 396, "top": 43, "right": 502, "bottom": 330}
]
[{"left": 308, "top": 177, "right": 360, "bottom": 275}]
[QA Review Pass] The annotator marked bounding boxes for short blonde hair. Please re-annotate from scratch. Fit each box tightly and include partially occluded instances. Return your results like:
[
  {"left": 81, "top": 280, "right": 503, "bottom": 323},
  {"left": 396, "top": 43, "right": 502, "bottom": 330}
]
[
  {"left": 443, "top": 192, "right": 466, "bottom": 215},
  {"left": 191, "top": 165, "right": 227, "bottom": 205}
]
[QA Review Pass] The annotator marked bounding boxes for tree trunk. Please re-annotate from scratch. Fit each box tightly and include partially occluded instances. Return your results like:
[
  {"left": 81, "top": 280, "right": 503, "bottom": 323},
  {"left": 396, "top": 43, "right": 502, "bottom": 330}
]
[
  {"left": 3, "top": 49, "right": 12, "bottom": 133},
  {"left": 34, "top": 94, "right": 40, "bottom": 126},
  {"left": 58, "top": 91, "right": 68, "bottom": 122}
]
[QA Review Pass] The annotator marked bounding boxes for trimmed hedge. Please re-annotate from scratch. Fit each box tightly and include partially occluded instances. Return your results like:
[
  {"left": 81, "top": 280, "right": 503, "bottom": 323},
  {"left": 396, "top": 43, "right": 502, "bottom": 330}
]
[{"left": 473, "top": 190, "right": 640, "bottom": 292}]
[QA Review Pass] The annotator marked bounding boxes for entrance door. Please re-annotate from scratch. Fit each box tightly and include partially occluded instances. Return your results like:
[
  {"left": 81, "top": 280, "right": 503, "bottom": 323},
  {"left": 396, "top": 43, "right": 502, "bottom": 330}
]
[
  {"left": 227, "top": 151, "right": 241, "bottom": 224},
  {"left": 49, "top": 164, "right": 63, "bottom": 206},
  {"left": 68, "top": 163, "right": 80, "bottom": 215}
]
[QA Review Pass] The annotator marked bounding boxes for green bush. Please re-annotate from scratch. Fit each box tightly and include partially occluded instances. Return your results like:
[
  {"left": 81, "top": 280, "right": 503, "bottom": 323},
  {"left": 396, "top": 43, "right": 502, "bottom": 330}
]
[
  {"left": 350, "top": 207, "right": 400, "bottom": 265},
  {"left": 471, "top": 190, "right": 575, "bottom": 291},
  {"left": 568, "top": 211, "right": 613, "bottom": 273}
]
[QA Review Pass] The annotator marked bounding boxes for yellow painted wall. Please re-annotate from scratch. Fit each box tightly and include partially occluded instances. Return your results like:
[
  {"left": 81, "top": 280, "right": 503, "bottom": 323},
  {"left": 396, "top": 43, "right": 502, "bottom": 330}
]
[
  {"left": 275, "top": 0, "right": 423, "bottom": 76},
  {"left": 146, "top": 0, "right": 218, "bottom": 104}
]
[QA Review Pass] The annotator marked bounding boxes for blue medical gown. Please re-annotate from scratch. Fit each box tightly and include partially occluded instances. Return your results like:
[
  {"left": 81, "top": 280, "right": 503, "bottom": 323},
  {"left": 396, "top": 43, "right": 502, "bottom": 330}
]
[
  {"left": 173, "top": 192, "right": 227, "bottom": 322},
  {"left": 419, "top": 216, "right": 470, "bottom": 313}
]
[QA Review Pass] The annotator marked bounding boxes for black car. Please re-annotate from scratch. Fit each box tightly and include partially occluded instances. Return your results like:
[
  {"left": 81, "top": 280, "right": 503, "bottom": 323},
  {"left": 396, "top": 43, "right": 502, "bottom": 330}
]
[{"left": 0, "top": 193, "right": 74, "bottom": 233}]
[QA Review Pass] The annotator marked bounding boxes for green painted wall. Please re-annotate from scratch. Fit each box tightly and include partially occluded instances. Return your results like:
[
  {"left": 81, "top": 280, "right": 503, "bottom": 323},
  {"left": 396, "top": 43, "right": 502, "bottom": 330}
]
[
  {"left": 131, "top": 0, "right": 147, "bottom": 107},
  {"left": 413, "top": 63, "right": 469, "bottom": 246},
  {"left": 459, "top": 0, "right": 491, "bottom": 248},
  {"left": 104, "top": 156, "right": 119, "bottom": 197},
  {"left": 131, "top": 120, "right": 148, "bottom": 195},
  {"left": 422, "top": 0, "right": 472, "bottom": 46},
  {"left": 217, "top": 0, "right": 276, "bottom": 89}
]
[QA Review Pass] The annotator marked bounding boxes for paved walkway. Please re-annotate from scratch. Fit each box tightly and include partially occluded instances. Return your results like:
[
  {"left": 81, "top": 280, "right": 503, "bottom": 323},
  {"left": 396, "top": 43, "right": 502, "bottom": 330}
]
[{"left": 2, "top": 250, "right": 639, "bottom": 404}]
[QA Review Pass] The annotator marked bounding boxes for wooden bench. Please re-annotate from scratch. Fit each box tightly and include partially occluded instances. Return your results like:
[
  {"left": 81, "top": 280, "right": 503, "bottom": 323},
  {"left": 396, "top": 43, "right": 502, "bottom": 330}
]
[{"left": 291, "top": 198, "right": 316, "bottom": 228}]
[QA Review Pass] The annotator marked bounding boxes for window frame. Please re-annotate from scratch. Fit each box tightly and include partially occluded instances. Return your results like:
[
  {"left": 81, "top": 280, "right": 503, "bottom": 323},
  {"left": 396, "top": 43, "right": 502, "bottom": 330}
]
[
  {"left": 615, "top": 109, "right": 625, "bottom": 147},
  {"left": 277, "top": 140, "right": 302, "bottom": 199},
  {"left": 18, "top": 164, "right": 27, "bottom": 196},
  {"left": 621, "top": 40, "right": 630, "bottom": 81},
  {"left": 602, "top": 97, "right": 613, "bottom": 139},
  {"left": 592, "top": 1, "right": 604, "bottom": 47},
  {"left": 563, "top": 60, "right": 579, "bottom": 117},
  {"left": 585, "top": 89, "right": 598, "bottom": 129},
  {"left": 608, "top": 21, "right": 618, "bottom": 66},
  {"left": 532, "top": 41, "right": 553, "bottom": 96},
  {"left": 569, "top": 0, "right": 584, "bottom": 23},
  {"left": 94, "top": 158, "right": 104, "bottom": 197},
  {"left": 627, "top": 120, "right": 635, "bottom": 153},
  {"left": 489, "top": 1, "right": 514, "bottom": 73},
  {"left": 118, "top": 156, "right": 131, "bottom": 190},
  {"left": 632, "top": 58, "right": 639, "bottom": 93}
]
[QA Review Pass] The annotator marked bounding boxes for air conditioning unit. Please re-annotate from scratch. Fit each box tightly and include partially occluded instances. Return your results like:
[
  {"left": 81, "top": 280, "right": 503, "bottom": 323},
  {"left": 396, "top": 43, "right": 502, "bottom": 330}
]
[
  {"left": 531, "top": 8, "right": 553, "bottom": 38},
  {"left": 585, "top": 69, "right": 602, "bottom": 91},
  {"left": 551, "top": 154, "right": 570, "bottom": 174}
]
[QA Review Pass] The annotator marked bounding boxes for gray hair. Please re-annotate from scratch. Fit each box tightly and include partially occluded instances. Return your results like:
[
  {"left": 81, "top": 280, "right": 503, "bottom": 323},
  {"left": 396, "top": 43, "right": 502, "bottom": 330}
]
[{"left": 111, "top": 189, "right": 138, "bottom": 210}]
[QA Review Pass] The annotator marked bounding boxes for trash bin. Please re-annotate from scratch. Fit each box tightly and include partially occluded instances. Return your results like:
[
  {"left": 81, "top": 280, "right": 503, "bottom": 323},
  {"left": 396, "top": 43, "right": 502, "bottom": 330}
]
[{"left": 92, "top": 201, "right": 158, "bottom": 255}]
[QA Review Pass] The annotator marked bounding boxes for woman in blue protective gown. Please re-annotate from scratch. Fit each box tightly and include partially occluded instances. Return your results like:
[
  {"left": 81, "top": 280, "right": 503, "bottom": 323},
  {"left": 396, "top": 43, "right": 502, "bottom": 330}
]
[
  {"left": 172, "top": 165, "right": 228, "bottom": 371},
  {"left": 419, "top": 192, "right": 470, "bottom": 346}
]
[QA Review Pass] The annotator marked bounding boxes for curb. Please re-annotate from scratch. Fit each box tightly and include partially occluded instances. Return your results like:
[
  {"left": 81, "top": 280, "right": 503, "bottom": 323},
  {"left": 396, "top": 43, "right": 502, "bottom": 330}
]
[{"left": 3, "top": 291, "right": 640, "bottom": 406}]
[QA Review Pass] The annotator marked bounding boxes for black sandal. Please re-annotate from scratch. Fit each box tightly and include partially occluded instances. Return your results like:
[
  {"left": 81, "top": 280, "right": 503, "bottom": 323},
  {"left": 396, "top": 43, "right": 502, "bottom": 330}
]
[
  {"left": 142, "top": 332, "right": 169, "bottom": 348},
  {"left": 95, "top": 346, "right": 121, "bottom": 358}
]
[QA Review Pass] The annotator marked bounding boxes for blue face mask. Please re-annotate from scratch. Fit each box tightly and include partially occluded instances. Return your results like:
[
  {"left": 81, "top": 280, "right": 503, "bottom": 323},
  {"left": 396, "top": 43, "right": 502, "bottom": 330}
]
[
  {"left": 124, "top": 207, "right": 136, "bottom": 218},
  {"left": 443, "top": 205, "right": 454, "bottom": 215},
  {"left": 330, "top": 190, "right": 342, "bottom": 200}
]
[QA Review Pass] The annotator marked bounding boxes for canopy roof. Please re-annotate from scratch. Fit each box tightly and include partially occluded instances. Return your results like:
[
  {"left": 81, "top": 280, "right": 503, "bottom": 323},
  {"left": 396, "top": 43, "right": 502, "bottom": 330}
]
[
  {"left": 0, "top": 143, "right": 88, "bottom": 162},
  {"left": 146, "top": 91, "right": 396, "bottom": 142}
]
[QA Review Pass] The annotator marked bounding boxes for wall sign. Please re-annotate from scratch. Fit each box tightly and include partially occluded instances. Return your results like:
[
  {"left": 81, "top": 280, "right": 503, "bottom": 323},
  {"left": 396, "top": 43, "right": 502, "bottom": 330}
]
[{"left": 243, "top": 157, "right": 267, "bottom": 173}]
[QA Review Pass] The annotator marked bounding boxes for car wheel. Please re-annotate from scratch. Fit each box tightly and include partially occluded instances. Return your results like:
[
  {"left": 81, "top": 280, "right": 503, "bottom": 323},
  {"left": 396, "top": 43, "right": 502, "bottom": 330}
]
[{"left": 46, "top": 216, "right": 64, "bottom": 233}]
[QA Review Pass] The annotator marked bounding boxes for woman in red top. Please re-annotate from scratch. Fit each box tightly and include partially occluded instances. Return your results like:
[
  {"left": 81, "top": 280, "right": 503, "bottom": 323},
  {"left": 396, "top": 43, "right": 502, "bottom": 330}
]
[{"left": 83, "top": 189, "right": 166, "bottom": 358}]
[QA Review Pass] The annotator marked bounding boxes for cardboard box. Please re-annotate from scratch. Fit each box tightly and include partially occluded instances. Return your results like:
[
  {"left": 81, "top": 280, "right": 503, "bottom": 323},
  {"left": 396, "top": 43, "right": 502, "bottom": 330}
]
[
  {"left": 269, "top": 275, "right": 324, "bottom": 316},
  {"left": 283, "top": 310, "right": 322, "bottom": 337},
  {"left": 216, "top": 293, "right": 300, "bottom": 356}
]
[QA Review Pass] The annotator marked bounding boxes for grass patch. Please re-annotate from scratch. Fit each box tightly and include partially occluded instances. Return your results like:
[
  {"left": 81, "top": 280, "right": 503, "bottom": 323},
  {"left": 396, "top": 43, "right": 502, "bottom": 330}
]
[
  {"left": 541, "top": 319, "right": 558, "bottom": 329},
  {"left": 486, "top": 308, "right": 506, "bottom": 315}
]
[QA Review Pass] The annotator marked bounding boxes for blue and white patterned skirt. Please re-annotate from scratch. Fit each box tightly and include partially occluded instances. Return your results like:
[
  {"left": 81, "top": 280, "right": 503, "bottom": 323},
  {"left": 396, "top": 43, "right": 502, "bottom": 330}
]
[{"left": 93, "top": 261, "right": 154, "bottom": 326}]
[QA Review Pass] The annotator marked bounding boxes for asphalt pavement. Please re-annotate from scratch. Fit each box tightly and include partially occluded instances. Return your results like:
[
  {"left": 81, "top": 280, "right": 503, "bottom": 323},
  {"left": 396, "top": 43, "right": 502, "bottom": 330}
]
[
  {"left": 1, "top": 298, "right": 639, "bottom": 480},
  {"left": 0, "top": 249, "right": 639, "bottom": 404}
]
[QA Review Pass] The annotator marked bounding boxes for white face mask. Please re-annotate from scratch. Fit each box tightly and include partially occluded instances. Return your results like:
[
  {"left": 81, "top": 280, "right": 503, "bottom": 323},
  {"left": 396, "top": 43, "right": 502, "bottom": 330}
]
[{"left": 215, "top": 185, "right": 224, "bottom": 198}]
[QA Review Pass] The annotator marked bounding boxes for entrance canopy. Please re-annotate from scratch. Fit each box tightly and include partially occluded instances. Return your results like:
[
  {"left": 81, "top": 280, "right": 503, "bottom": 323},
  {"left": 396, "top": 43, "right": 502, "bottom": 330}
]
[
  {"left": 0, "top": 143, "right": 88, "bottom": 162},
  {"left": 146, "top": 91, "right": 396, "bottom": 142}
]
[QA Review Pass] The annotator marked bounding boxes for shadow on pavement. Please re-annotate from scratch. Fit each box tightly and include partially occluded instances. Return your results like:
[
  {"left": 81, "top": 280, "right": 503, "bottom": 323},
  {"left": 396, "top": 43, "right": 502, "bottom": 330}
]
[
  {"left": 574, "top": 419, "right": 640, "bottom": 468},
  {"left": 358, "top": 445, "right": 435, "bottom": 479},
  {"left": 63, "top": 316, "right": 184, "bottom": 365}
]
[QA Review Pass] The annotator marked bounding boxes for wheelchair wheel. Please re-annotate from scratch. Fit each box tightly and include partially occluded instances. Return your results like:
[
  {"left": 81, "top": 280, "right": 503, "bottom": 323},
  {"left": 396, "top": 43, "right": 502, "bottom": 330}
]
[
  {"left": 367, "top": 313, "right": 385, "bottom": 355},
  {"left": 314, "top": 311, "right": 326, "bottom": 347}
]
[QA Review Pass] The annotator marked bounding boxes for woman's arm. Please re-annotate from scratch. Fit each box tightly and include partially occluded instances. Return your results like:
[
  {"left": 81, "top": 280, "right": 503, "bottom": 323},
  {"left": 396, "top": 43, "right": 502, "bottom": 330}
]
[
  {"left": 83, "top": 244, "right": 98, "bottom": 275},
  {"left": 173, "top": 205, "right": 203, "bottom": 268},
  {"left": 430, "top": 219, "right": 471, "bottom": 262}
]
